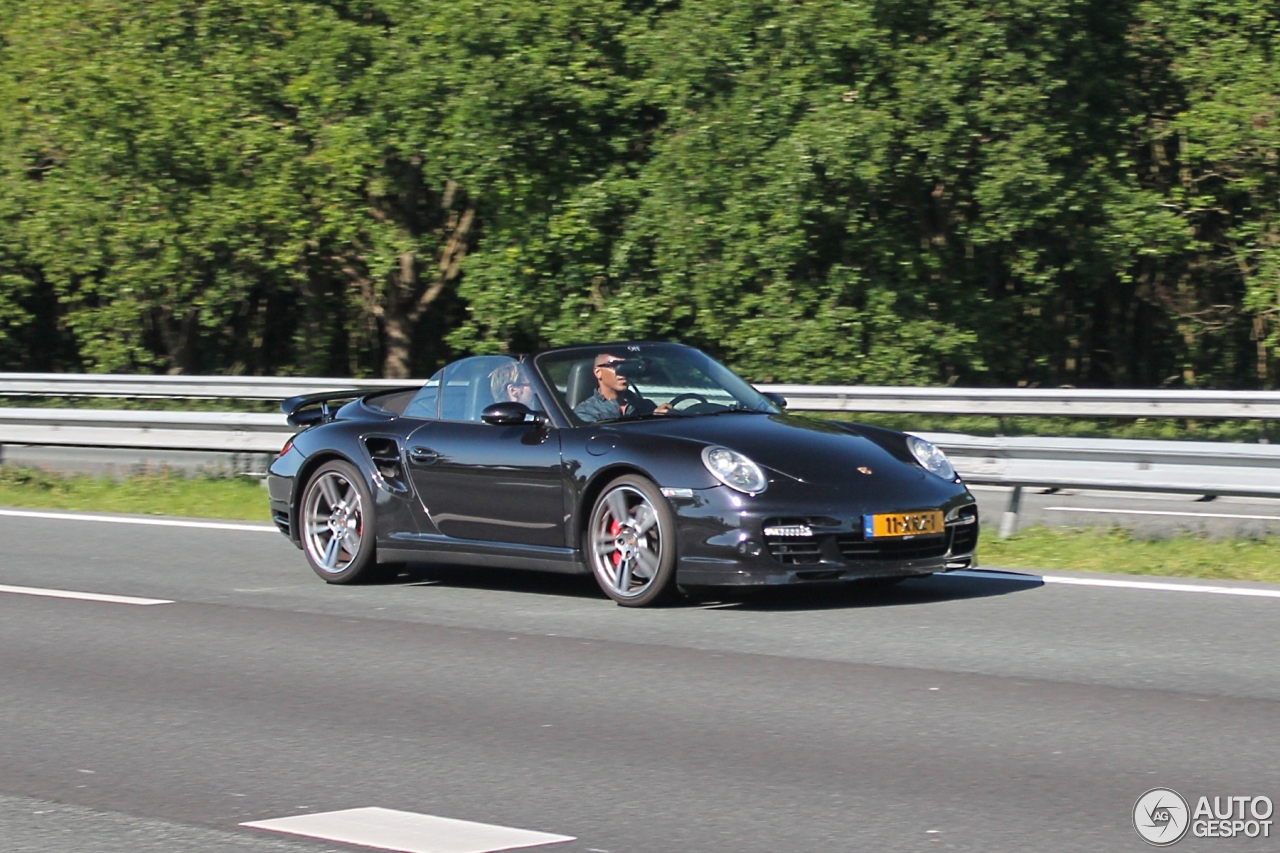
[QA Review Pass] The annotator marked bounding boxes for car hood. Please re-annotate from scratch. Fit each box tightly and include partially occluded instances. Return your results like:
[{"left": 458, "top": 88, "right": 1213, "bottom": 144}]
[{"left": 604, "top": 413, "right": 928, "bottom": 487}]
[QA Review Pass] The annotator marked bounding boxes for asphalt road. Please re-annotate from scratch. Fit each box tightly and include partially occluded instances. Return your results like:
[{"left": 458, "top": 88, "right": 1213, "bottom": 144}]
[{"left": 2, "top": 509, "right": 1278, "bottom": 852}]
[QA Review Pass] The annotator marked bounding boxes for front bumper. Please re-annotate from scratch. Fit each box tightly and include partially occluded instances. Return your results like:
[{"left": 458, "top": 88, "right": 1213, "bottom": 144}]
[{"left": 669, "top": 483, "right": 978, "bottom": 587}]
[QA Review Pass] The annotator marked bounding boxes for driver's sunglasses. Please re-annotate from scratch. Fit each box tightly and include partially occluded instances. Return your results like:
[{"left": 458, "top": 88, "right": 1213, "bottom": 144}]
[{"left": 595, "top": 360, "right": 627, "bottom": 371}]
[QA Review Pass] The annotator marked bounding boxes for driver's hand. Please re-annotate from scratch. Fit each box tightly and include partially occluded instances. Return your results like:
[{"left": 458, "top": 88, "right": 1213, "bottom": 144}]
[{"left": 654, "top": 403, "right": 672, "bottom": 415}]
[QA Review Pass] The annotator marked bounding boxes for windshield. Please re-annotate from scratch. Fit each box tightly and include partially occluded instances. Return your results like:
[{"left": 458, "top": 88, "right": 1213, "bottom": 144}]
[{"left": 534, "top": 343, "right": 780, "bottom": 425}]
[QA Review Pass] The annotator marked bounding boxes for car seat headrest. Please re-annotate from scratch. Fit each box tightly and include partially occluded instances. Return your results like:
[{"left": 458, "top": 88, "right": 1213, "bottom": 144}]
[{"left": 565, "top": 360, "right": 598, "bottom": 410}]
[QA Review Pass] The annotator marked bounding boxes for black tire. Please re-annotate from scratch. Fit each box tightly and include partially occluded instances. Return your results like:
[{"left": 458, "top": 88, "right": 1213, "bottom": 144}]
[
  {"left": 299, "top": 459, "right": 383, "bottom": 584},
  {"left": 585, "top": 474, "right": 678, "bottom": 607}
]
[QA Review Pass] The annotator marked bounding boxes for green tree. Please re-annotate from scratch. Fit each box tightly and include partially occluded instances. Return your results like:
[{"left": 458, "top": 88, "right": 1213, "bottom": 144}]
[{"left": 2, "top": 0, "right": 1279, "bottom": 389}]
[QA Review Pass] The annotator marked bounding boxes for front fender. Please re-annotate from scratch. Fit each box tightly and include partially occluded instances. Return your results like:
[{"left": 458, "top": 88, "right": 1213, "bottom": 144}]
[{"left": 562, "top": 428, "right": 719, "bottom": 549}]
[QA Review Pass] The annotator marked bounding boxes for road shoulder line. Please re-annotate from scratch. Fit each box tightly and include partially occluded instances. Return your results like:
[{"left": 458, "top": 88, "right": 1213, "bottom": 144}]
[
  {"left": 0, "top": 507, "right": 275, "bottom": 532},
  {"left": 951, "top": 569, "right": 1280, "bottom": 599},
  {"left": 0, "top": 583, "right": 172, "bottom": 605}
]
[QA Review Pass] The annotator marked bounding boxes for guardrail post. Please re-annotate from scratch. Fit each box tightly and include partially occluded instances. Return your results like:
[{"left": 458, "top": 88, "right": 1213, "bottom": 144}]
[{"left": 998, "top": 485, "right": 1023, "bottom": 540}]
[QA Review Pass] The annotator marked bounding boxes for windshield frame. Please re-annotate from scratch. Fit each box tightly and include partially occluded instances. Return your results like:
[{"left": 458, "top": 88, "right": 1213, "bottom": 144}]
[{"left": 531, "top": 341, "right": 780, "bottom": 427}]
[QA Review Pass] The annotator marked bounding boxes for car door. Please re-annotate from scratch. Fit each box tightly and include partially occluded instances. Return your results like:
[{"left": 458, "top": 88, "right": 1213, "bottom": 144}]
[{"left": 405, "top": 356, "right": 565, "bottom": 548}]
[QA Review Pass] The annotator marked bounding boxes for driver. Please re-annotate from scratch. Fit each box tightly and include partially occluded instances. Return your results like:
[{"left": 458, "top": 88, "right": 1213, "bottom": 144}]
[{"left": 573, "top": 352, "right": 672, "bottom": 423}]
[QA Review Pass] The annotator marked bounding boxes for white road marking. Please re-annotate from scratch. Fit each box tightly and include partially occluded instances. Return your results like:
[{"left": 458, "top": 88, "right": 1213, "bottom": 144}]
[
  {"left": 948, "top": 570, "right": 1043, "bottom": 583},
  {"left": 1041, "top": 575, "right": 1280, "bottom": 599},
  {"left": 950, "top": 569, "right": 1280, "bottom": 600},
  {"left": 0, "top": 584, "right": 172, "bottom": 606},
  {"left": 0, "top": 508, "right": 275, "bottom": 532},
  {"left": 1044, "top": 506, "right": 1280, "bottom": 522},
  {"left": 242, "top": 807, "right": 574, "bottom": 853}
]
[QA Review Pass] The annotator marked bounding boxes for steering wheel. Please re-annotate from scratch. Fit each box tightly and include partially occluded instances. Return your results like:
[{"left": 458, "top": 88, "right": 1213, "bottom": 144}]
[{"left": 666, "top": 393, "right": 711, "bottom": 411}]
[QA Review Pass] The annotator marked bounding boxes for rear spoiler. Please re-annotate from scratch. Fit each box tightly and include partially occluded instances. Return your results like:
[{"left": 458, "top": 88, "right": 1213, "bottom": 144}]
[
  {"left": 282, "top": 385, "right": 423, "bottom": 427},
  {"left": 280, "top": 389, "right": 372, "bottom": 428}
]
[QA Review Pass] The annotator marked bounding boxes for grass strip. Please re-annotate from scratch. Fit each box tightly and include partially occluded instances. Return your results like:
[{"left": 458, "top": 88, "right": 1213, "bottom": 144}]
[
  {"left": 980, "top": 525, "right": 1280, "bottom": 585},
  {"left": 2, "top": 467, "right": 1277, "bottom": 584},
  {"left": 0, "top": 467, "right": 269, "bottom": 522}
]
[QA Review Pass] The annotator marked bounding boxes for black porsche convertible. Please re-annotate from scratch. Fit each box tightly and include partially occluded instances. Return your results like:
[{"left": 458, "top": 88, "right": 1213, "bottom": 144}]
[{"left": 266, "top": 342, "right": 978, "bottom": 606}]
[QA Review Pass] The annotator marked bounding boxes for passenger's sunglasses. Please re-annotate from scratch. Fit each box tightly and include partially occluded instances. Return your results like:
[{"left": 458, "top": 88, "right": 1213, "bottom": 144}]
[{"left": 595, "top": 360, "right": 627, "bottom": 371}]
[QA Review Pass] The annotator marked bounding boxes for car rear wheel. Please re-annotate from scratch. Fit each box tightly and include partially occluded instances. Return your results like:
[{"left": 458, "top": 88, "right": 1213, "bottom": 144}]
[
  {"left": 301, "top": 460, "right": 383, "bottom": 584},
  {"left": 587, "top": 475, "right": 677, "bottom": 607}
]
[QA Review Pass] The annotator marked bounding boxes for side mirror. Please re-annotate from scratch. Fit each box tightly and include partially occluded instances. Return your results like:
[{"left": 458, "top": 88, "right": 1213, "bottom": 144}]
[
  {"left": 481, "top": 401, "right": 544, "bottom": 426},
  {"left": 763, "top": 392, "right": 787, "bottom": 410}
]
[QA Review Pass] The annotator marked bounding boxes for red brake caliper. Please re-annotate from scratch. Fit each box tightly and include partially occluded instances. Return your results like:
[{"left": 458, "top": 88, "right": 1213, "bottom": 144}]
[{"left": 610, "top": 518, "right": 622, "bottom": 566}]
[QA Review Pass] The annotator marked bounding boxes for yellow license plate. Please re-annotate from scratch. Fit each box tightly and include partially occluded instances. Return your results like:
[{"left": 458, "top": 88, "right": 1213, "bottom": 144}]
[{"left": 864, "top": 510, "right": 944, "bottom": 539}]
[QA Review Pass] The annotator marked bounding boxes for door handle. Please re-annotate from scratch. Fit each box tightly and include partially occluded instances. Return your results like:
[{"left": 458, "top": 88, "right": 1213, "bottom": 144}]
[{"left": 408, "top": 446, "right": 440, "bottom": 465}]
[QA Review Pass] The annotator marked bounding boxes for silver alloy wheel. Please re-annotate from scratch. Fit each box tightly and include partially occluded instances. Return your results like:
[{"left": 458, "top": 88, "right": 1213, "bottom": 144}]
[
  {"left": 303, "top": 470, "right": 365, "bottom": 574},
  {"left": 588, "top": 484, "right": 663, "bottom": 600}
]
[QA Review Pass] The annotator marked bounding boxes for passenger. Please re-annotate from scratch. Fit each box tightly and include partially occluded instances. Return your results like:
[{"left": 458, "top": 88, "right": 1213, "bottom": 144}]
[
  {"left": 573, "top": 352, "right": 672, "bottom": 423},
  {"left": 489, "top": 362, "right": 539, "bottom": 409}
]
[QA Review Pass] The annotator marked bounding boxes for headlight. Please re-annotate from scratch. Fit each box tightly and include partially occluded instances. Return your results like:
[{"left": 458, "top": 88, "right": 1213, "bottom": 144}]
[
  {"left": 701, "top": 446, "right": 768, "bottom": 494},
  {"left": 906, "top": 436, "right": 956, "bottom": 480}
]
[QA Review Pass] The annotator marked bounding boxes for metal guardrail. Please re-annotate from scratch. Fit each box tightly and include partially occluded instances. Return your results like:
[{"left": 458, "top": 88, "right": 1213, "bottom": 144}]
[
  {"left": 913, "top": 432, "right": 1280, "bottom": 537},
  {"left": 0, "top": 408, "right": 291, "bottom": 453},
  {"left": 0, "top": 373, "right": 409, "bottom": 400},
  {"left": 2, "top": 374, "right": 1278, "bottom": 538},
  {"left": 5, "top": 373, "right": 1280, "bottom": 419},
  {"left": 764, "top": 384, "right": 1280, "bottom": 419}
]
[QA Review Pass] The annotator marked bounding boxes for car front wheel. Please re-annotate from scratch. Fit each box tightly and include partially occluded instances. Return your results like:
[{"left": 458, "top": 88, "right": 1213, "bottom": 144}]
[{"left": 586, "top": 475, "right": 678, "bottom": 607}]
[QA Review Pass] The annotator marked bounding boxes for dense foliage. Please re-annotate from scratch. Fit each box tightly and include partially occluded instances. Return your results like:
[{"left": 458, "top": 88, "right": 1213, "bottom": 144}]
[{"left": 2, "top": 0, "right": 1278, "bottom": 386}]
